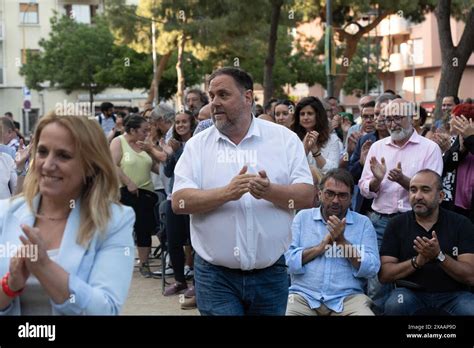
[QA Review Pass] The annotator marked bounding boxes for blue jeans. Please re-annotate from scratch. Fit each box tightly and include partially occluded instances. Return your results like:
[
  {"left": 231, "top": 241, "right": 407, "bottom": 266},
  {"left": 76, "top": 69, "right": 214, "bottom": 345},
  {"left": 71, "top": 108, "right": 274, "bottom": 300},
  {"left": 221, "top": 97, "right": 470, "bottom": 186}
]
[
  {"left": 194, "top": 253, "right": 289, "bottom": 316},
  {"left": 385, "top": 288, "right": 474, "bottom": 315},
  {"left": 368, "top": 212, "right": 391, "bottom": 250},
  {"left": 367, "top": 212, "right": 392, "bottom": 313}
]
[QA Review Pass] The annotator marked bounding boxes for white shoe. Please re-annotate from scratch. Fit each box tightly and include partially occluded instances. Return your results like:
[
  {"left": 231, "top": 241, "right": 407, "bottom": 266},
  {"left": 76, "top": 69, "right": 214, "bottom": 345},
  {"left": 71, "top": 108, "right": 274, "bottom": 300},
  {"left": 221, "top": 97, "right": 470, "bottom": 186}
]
[
  {"left": 184, "top": 265, "right": 194, "bottom": 279},
  {"left": 152, "top": 267, "right": 174, "bottom": 277}
]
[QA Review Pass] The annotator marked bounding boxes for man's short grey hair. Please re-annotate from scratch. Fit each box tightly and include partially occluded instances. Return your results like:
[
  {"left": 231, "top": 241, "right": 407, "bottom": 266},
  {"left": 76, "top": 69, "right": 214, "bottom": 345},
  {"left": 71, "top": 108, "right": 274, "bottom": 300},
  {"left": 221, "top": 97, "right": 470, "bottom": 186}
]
[
  {"left": 151, "top": 103, "right": 175, "bottom": 123},
  {"left": 320, "top": 99, "right": 332, "bottom": 113},
  {"left": 375, "top": 93, "right": 398, "bottom": 106}
]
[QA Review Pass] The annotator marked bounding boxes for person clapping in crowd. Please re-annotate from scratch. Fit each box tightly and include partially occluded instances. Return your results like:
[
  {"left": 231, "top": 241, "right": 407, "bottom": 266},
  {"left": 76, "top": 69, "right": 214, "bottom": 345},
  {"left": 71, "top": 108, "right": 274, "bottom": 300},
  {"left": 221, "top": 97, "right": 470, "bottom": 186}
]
[
  {"left": 440, "top": 103, "right": 474, "bottom": 222},
  {"left": 286, "top": 169, "right": 379, "bottom": 316},
  {"left": 0, "top": 113, "right": 135, "bottom": 315},
  {"left": 380, "top": 170, "right": 474, "bottom": 315},
  {"left": 110, "top": 115, "right": 160, "bottom": 278},
  {"left": 162, "top": 111, "right": 196, "bottom": 296},
  {"left": 294, "top": 96, "right": 343, "bottom": 175}
]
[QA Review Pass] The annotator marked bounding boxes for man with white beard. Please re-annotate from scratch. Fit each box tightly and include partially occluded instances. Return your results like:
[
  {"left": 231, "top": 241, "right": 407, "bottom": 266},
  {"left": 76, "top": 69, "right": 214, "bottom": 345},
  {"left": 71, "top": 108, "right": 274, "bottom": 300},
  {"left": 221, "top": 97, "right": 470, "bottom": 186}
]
[
  {"left": 359, "top": 99, "right": 443, "bottom": 248},
  {"left": 358, "top": 99, "right": 443, "bottom": 311}
]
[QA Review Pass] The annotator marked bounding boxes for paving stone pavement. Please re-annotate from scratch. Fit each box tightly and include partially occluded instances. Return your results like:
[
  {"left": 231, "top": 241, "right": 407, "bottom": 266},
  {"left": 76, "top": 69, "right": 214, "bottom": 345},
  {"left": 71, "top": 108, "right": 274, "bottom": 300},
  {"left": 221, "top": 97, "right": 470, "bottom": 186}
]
[{"left": 122, "top": 250, "right": 199, "bottom": 316}]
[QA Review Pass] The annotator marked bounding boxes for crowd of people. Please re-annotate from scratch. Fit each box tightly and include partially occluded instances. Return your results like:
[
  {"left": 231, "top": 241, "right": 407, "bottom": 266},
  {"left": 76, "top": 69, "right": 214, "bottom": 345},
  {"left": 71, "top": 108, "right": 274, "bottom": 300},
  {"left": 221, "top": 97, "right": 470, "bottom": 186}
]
[{"left": 0, "top": 66, "right": 473, "bottom": 316}]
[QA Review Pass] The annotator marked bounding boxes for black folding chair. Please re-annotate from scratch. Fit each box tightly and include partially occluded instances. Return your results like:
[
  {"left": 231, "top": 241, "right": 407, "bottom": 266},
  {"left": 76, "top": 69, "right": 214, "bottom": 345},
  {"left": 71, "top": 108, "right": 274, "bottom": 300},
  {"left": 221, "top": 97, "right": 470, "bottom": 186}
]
[{"left": 153, "top": 196, "right": 171, "bottom": 294}]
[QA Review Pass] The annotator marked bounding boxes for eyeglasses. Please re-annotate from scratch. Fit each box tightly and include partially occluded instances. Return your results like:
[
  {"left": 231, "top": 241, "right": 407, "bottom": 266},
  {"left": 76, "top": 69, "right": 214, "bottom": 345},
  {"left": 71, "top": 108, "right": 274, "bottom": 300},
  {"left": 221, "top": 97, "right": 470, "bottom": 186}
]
[
  {"left": 361, "top": 114, "right": 375, "bottom": 121},
  {"left": 384, "top": 115, "right": 408, "bottom": 124},
  {"left": 323, "top": 190, "right": 350, "bottom": 202}
]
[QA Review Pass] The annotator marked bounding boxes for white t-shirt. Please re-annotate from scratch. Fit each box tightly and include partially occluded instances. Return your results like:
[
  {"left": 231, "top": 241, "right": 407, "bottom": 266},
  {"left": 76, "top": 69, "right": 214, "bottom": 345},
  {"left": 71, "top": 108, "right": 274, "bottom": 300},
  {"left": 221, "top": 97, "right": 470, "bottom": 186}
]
[
  {"left": 173, "top": 117, "right": 313, "bottom": 270},
  {"left": 307, "top": 132, "right": 343, "bottom": 174}
]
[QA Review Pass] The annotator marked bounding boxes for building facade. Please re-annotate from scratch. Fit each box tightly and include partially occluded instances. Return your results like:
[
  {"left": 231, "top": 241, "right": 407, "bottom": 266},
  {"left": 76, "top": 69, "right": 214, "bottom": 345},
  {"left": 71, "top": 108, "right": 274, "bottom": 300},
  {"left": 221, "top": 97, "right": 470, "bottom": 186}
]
[
  {"left": 0, "top": 0, "right": 147, "bottom": 135},
  {"left": 291, "top": 12, "right": 474, "bottom": 115},
  {"left": 377, "top": 13, "right": 474, "bottom": 114}
]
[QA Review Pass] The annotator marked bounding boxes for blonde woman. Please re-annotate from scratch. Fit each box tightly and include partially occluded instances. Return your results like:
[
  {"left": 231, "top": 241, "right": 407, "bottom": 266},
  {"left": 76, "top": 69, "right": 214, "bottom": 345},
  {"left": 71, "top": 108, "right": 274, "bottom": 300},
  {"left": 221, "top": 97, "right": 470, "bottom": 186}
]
[{"left": 0, "top": 113, "right": 135, "bottom": 315}]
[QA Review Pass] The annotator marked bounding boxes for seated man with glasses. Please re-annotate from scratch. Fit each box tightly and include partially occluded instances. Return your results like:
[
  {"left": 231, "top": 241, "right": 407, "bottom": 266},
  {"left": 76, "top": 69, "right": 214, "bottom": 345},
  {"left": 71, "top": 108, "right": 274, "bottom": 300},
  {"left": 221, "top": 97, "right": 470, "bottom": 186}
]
[
  {"left": 286, "top": 168, "right": 380, "bottom": 316},
  {"left": 358, "top": 99, "right": 443, "bottom": 310}
]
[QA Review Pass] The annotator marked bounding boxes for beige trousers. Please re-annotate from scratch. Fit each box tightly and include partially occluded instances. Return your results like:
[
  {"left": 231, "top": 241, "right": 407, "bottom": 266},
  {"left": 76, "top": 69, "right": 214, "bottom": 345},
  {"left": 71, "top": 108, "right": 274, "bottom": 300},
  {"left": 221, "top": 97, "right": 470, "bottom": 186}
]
[{"left": 286, "top": 293, "right": 375, "bottom": 316}]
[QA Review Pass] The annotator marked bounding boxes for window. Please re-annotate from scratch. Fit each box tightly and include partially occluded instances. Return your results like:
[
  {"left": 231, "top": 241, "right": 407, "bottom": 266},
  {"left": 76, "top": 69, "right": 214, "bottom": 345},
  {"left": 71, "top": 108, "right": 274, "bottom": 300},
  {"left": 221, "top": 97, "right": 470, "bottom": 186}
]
[
  {"left": 424, "top": 76, "right": 434, "bottom": 90},
  {"left": 21, "top": 49, "right": 40, "bottom": 65},
  {"left": 423, "top": 76, "right": 435, "bottom": 100},
  {"left": 412, "top": 38, "right": 423, "bottom": 65},
  {"left": 22, "top": 108, "right": 40, "bottom": 137},
  {"left": 0, "top": 42, "right": 3, "bottom": 84},
  {"left": 64, "top": 4, "right": 99, "bottom": 24},
  {"left": 20, "top": 2, "right": 39, "bottom": 24},
  {"left": 0, "top": 10, "right": 4, "bottom": 39}
]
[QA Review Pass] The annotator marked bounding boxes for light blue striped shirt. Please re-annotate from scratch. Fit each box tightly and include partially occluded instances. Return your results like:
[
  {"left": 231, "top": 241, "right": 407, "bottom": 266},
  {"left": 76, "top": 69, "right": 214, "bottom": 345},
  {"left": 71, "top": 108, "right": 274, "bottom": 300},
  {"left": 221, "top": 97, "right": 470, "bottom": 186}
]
[
  {"left": 285, "top": 208, "right": 380, "bottom": 313},
  {"left": 0, "top": 144, "right": 16, "bottom": 160}
]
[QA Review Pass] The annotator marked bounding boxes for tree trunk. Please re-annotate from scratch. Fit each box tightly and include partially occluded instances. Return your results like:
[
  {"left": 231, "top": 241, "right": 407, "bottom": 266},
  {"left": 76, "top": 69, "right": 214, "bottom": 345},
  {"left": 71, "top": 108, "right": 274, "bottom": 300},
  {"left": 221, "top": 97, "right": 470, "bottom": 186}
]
[
  {"left": 332, "top": 12, "right": 391, "bottom": 98},
  {"left": 89, "top": 84, "right": 94, "bottom": 115},
  {"left": 263, "top": 0, "right": 283, "bottom": 106},
  {"left": 333, "top": 35, "right": 359, "bottom": 98},
  {"left": 176, "top": 32, "right": 186, "bottom": 111},
  {"left": 145, "top": 51, "right": 172, "bottom": 107},
  {"left": 434, "top": 0, "right": 474, "bottom": 120}
]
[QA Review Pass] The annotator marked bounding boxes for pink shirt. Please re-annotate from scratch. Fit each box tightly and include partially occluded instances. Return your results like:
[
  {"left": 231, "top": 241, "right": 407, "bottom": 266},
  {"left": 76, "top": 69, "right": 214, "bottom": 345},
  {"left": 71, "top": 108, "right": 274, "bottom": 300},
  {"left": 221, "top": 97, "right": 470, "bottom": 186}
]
[{"left": 359, "top": 130, "right": 443, "bottom": 214}]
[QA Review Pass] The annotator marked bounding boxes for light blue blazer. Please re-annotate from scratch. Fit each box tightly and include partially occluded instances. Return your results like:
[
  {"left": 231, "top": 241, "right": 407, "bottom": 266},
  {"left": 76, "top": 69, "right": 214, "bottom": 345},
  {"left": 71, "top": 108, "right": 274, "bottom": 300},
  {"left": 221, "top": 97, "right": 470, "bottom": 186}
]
[{"left": 0, "top": 195, "right": 136, "bottom": 315}]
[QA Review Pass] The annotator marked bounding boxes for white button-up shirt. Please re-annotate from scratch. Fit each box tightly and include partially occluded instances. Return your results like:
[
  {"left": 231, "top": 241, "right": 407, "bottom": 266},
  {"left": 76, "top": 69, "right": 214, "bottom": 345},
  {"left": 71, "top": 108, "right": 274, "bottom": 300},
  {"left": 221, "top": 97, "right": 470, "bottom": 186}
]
[{"left": 173, "top": 117, "right": 313, "bottom": 270}]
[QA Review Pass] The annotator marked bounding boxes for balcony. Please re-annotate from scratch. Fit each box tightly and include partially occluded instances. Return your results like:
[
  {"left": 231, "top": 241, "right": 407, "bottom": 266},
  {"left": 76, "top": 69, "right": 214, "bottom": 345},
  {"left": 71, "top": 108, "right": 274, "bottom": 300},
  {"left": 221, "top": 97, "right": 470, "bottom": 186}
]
[
  {"left": 389, "top": 53, "right": 410, "bottom": 71},
  {"left": 378, "top": 15, "right": 411, "bottom": 36},
  {"left": 389, "top": 40, "right": 423, "bottom": 71}
]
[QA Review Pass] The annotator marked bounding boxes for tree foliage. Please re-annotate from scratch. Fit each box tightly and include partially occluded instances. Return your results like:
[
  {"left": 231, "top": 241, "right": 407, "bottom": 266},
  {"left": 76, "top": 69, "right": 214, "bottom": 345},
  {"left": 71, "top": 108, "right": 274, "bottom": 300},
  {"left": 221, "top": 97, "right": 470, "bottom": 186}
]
[{"left": 20, "top": 15, "right": 115, "bottom": 96}]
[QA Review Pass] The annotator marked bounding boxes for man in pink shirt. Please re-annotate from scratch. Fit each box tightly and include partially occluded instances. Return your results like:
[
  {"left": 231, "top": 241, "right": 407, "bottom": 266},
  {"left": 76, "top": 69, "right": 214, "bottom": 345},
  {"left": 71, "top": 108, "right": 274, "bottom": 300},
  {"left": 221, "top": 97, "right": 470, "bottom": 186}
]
[
  {"left": 359, "top": 99, "right": 443, "bottom": 248},
  {"left": 358, "top": 99, "right": 443, "bottom": 312}
]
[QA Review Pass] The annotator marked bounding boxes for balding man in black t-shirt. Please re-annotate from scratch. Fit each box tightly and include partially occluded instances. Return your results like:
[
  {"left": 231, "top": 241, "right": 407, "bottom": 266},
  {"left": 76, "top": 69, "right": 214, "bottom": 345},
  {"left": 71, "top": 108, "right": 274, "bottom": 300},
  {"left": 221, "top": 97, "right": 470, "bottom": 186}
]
[{"left": 379, "top": 169, "right": 474, "bottom": 315}]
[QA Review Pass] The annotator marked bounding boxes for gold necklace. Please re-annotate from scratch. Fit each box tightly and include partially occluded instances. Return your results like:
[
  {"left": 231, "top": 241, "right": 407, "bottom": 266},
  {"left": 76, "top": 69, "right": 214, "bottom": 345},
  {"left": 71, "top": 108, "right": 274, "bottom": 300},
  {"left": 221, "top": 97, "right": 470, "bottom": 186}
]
[{"left": 36, "top": 210, "right": 70, "bottom": 222}]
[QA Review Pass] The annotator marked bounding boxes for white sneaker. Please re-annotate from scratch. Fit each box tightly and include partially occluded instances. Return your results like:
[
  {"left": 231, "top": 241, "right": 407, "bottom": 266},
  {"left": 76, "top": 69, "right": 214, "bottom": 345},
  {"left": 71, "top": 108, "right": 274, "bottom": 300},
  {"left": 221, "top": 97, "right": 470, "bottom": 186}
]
[
  {"left": 152, "top": 267, "right": 174, "bottom": 277},
  {"left": 184, "top": 265, "right": 194, "bottom": 280}
]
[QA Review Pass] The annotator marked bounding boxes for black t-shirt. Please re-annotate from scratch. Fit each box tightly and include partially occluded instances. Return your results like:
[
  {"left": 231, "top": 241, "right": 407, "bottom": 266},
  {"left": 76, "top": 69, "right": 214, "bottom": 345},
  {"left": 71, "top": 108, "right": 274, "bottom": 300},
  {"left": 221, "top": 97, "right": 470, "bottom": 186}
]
[{"left": 380, "top": 208, "right": 474, "bottom": 292}]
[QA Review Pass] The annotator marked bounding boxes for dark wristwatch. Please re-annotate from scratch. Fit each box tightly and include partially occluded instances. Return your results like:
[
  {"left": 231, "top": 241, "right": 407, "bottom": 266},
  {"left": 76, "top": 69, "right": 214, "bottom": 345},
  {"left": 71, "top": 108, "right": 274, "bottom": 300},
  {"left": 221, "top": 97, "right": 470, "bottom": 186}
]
[{"left": 411, "top": 256, "right": 421, "bottom": 270}]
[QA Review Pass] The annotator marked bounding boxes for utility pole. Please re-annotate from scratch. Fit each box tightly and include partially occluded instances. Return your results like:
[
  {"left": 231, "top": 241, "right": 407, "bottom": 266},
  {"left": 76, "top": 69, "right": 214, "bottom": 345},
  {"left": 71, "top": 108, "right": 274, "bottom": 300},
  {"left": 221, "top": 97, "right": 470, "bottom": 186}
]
[
  {"left": 325, "top": 0, "right": 334, "bottom": 97},
  {"left": 151, "top": 18, "right": 158, "bottom": 107}
]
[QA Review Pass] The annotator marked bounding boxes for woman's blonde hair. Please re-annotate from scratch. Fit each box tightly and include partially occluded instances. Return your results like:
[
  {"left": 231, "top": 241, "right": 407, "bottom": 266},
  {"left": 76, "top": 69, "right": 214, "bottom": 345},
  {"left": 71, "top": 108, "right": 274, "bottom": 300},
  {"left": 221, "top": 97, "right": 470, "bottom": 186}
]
[{"left": 22, "top": 112, "right": 120, "bottom": 246}]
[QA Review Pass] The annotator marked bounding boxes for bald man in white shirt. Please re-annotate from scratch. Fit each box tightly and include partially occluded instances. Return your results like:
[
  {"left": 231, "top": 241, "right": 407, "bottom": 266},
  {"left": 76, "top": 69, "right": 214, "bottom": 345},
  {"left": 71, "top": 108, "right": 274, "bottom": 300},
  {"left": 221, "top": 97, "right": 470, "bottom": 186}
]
[{"left": 172, "top": 67, "right": 314, "bottom": 315}]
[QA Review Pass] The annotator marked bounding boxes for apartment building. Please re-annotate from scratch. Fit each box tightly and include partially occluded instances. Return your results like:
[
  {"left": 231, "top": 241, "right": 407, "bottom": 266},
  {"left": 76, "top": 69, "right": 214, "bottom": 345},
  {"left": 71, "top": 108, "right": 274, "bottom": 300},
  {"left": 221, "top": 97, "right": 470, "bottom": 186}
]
[
  {"left": 0, "top": 0, "right": 147, "bottom": 135},
  {"left": 291, "top": 12, "right": 474, "bottom": 115},
  {"left": 378, "top": 13, "right": 474, "bottom": 114}
]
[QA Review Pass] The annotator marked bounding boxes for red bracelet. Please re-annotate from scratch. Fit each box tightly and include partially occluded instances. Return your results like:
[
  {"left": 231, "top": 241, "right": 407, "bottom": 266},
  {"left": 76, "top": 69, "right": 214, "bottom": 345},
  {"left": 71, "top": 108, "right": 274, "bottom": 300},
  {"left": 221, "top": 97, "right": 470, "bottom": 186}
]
[{"left": 2, "top": 272, "right": 24, "bottom": 298}]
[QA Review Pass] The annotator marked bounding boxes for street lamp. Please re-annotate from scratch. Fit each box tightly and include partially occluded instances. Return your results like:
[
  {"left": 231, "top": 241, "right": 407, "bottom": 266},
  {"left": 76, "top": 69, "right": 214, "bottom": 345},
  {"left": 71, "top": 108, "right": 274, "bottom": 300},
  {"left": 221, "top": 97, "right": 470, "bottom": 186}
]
[{"left": 325, "top": 0, "right": 334, "bottom": 98}]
